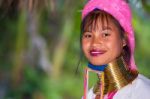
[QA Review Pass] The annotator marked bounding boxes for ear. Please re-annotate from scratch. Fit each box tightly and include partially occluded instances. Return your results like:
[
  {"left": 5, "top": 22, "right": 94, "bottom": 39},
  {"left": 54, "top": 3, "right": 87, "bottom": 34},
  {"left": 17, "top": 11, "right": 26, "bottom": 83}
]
[
  {"left": 122, "top": 38, "right": 127, "bottom": 47},
  {"left": 122, "top": 32, "right": 127, "bottom": 47}
]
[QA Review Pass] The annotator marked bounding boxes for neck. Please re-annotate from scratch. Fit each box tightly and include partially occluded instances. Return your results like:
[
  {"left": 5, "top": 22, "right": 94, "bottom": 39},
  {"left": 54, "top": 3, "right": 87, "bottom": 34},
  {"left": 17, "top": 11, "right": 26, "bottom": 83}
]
[
  {"left": 93, "top": 56, "right": 138, "bottom": 95},
  {"left": 88, "top": 63, "right": 107, "bottom": 71}
]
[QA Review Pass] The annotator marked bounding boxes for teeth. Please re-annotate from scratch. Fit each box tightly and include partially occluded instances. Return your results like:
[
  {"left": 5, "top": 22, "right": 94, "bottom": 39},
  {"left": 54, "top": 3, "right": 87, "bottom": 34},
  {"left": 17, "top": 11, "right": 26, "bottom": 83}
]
[{"left": 91, "top": 52, "right": 101, "bottom": 54}]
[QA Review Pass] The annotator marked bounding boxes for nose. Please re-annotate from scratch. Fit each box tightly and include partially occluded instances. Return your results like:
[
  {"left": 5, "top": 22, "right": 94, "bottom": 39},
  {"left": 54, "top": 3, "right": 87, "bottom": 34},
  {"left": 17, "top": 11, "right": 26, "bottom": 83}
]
[{"left": 91, "top": 35, "right": 102, "bottom": 46}]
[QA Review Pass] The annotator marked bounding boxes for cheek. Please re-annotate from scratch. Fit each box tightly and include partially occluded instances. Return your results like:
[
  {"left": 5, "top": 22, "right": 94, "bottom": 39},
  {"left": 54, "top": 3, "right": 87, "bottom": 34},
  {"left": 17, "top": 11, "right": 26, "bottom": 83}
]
[
  {"left": 82, "top": 40, "right": 88, "bottom": 51},
  {"left": 82, "top": 39, "right": 90, "bottom": 46},
  {"left": 82, "top": 39, "right": 91, "bottom": 55},
  {"left": 114, "top": 44, "right": 123, "bottom": 56},
  {"left": 107, "top": 38, "right": 123, "bottom": 56}
]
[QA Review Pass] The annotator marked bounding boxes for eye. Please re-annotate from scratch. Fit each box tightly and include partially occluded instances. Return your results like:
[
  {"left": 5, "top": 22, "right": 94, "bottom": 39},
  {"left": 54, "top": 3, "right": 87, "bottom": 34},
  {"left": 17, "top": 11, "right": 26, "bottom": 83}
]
[
  {"left": 102, "top": 30, "right": 111, "bottom": 38},
  {"left": 103, "top": 33, "right": 110, "bottom": 37},
  {"left": 83, "top": 32, "right": 92, "bottom": 38}
]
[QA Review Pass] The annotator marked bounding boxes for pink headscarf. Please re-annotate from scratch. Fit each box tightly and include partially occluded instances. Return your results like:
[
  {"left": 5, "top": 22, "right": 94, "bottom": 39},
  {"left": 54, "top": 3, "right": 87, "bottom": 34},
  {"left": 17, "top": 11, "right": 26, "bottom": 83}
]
[{"left": 82, "top": 0, "right": 137, "bottom": 70}]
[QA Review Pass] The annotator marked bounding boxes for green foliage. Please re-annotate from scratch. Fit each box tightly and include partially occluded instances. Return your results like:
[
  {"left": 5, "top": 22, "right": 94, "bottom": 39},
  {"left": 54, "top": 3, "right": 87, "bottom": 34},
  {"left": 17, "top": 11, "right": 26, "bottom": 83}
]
[
  {"left": 133, "top": 12, "right": 150, "bottom": 78},
  {"left": 1, "top": 0, "right": 150, "bottom": 99}
]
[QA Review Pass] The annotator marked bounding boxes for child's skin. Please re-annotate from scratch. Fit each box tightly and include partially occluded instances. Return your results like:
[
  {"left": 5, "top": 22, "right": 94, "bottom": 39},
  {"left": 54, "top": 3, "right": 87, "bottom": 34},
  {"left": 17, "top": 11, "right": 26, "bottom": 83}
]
[{"left": 81, "top": 12, "right": 126, "bottom": 66}]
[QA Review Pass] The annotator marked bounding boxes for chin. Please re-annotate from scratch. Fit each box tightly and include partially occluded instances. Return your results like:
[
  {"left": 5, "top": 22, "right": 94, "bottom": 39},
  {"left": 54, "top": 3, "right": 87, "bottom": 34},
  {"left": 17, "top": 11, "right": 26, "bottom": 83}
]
[{"left": 89, "top": 61, "right": 107, "bottom": 66}]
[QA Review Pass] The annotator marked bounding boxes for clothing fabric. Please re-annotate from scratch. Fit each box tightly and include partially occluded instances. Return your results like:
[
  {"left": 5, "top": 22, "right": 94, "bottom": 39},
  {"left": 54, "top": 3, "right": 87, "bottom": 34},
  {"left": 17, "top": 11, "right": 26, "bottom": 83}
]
[{"left": 85, "top": 74, "right": 150, "bottom": 99}]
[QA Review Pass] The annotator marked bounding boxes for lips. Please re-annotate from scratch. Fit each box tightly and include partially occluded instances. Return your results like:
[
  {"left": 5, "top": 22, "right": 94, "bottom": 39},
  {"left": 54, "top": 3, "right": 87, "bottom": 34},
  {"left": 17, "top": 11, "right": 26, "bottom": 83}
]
[{"left": 90, "top": 49, "right": 106, "bottom": 56}]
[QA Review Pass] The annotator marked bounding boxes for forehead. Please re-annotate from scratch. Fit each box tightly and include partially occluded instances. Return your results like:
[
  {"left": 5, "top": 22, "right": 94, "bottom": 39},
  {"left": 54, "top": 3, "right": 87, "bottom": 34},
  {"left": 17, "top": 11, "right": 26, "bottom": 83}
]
[{"left": 82, "top": 10, "right": 119, "bottom": 32}]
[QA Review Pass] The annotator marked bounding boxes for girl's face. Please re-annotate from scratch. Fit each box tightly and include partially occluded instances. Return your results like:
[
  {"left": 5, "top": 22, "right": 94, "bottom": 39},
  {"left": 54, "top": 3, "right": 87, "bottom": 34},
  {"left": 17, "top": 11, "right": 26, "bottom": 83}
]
[{"left": 82, "top": 15, "right": 126, "bottom": 65}]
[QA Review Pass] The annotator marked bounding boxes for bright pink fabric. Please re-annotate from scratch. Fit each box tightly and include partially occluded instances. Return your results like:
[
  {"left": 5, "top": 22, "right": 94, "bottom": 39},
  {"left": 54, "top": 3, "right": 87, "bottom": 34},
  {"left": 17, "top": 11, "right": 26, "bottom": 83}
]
[
  {"left": 107, "top": 91, "right": 117, "bottom": 99},
  {"left": 82, "top": 0, "right": 137, "bottom": 70}
]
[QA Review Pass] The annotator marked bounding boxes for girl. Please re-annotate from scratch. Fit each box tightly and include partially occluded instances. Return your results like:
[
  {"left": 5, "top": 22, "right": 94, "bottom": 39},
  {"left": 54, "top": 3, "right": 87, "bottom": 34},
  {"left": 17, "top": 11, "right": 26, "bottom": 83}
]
[{"left": 81, "top": 0, "right": 150, "bottom": 99}]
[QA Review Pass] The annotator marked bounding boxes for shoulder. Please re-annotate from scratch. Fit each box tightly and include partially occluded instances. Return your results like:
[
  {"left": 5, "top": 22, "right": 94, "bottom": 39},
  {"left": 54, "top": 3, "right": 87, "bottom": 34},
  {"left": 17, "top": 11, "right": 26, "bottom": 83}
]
[
  {"left": 81, "top": 87, "right": 95, "bottom": 99},
  {"left": 136, "top": 74, "right": 150, "bottom": 85},
  {"left": 87, "top": 87, "right": 96, "bottom": 99},
  {"left": 114, "top": 74, "right": 150, "bottom": 99},
  {"left": 133, "top": 74, "right": 150, "bottom": 94}
]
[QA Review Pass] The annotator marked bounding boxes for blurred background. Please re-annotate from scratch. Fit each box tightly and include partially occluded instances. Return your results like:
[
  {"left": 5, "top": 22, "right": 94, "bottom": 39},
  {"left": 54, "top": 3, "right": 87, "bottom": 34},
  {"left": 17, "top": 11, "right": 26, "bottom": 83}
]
[{"left": 0, "top": 0, "right": 150, "bottom": 99}]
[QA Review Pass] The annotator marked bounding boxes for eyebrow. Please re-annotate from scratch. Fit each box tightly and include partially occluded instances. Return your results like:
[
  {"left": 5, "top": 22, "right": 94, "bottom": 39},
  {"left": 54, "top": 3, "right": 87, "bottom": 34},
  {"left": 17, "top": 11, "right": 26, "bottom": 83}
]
[
  {"left": 102, "top": 26, "right": 112, "bottom": 30},
  {"left": 83, "top": 25, "right": 112, "bottom": 33},
  {"left": 83, "top": 31, "right": 92, "bottom": 34}
]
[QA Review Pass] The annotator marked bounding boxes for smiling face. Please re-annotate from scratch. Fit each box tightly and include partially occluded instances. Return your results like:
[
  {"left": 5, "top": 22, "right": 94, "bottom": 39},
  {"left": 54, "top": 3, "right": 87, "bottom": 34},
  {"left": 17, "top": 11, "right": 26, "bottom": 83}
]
[{"left": 81, "top": 9, "right": 126, "bottom": 65}]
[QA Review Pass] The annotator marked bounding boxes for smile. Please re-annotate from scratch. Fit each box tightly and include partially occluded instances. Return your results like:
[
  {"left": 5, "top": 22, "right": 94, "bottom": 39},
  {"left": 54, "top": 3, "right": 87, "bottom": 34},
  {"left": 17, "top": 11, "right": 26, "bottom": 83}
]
[{"left": 90, "top": 49, "right": 106, "bottom": 56}]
